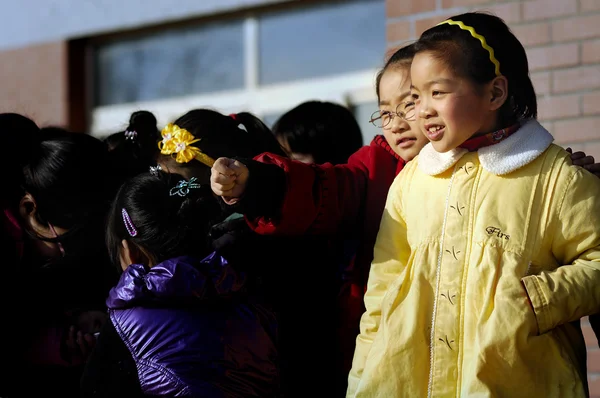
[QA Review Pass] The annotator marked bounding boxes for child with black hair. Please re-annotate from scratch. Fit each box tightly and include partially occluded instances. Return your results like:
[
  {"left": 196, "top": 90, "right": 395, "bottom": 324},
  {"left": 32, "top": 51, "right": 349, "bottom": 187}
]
[
  {"left": 105, "top": 110, "right": 160, "bottom": 186},
  {"left": 347, "top": 12, "right": 600, "bottom": 396},
  {"left": 150, "top": 108, "right": 341, "bottom": 397},
  {"left": 80, "top": 171, "right": 279, "bottom": 397},
  {"left": 273, "top": 100, "right": 363, "bottom": 165},
  {"left": 0, "top": 117, "right": 118, "bottom": 397},
  {"left": 157, "top": 108, "right": 286, "bottom": 185},
  {"left": 210, "top": 40, "right": 600, "bottom": 395}
]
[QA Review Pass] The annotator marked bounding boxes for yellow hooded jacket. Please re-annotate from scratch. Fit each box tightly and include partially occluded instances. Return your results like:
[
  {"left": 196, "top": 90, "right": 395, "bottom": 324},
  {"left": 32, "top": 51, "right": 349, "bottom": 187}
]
[{"left": 348, "top": 120, "right": 600, "bottom": 397}]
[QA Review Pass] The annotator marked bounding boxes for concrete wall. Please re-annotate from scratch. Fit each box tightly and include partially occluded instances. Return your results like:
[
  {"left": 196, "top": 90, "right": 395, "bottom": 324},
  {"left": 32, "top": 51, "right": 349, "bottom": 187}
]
[{"left": 0, "top": 0, "right": 291, "bottom": 50}]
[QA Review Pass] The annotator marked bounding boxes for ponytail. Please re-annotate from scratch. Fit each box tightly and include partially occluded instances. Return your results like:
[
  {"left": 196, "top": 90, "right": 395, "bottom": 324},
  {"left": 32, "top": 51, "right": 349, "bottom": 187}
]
[
  {"left": 106, "top": 110, "right": 160, "bottom": 185},
  {"left": 233, "top": 112, "right": 287, "bottom": 158}
]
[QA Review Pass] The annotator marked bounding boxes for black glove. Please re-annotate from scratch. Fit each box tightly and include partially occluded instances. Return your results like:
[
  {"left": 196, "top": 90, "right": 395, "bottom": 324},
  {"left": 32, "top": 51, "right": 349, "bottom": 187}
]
[{"left": 209, "top": 216, "right": 253, "bottom": 264}]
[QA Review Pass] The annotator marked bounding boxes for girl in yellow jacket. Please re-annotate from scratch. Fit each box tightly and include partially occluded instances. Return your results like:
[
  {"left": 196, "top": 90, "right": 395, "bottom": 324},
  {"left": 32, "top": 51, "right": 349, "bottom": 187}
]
[{"left": 349, "top": 12, "right": 600, "bottom": 398}]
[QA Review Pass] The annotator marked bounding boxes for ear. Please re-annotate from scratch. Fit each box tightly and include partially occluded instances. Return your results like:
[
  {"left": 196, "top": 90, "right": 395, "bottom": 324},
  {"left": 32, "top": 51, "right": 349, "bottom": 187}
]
[
  {"left": 120, "top": 240, "right": 153, "bottom": 271},
  {"left": 19, "top": 193, "right": 49, "bottom": 237},
  {"left": 488, "top": 76, "right": 508, "bottom": 112},
  {"left": 119, "top": 239, "right": 136, "bottom": 271}
]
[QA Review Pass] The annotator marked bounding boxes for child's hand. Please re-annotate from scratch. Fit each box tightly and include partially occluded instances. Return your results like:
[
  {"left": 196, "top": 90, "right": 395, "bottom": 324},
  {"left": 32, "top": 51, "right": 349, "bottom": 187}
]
[
  {"left": 211, "top": 157, "right": 249, "bottom": 204},
  {"left": 62, "top": 325, "right": 96, "bottom": 365},
  {"left": 567, "top": 147, "right": 600, "bottom": 177}
]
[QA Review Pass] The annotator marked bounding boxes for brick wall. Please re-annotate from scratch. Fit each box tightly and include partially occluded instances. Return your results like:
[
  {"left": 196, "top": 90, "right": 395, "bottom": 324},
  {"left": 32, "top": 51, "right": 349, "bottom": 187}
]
[
  {"left": 0, "top": 41, "right": 70, "bottom": 127},
  {"left": 386, "top": 0, "right": 599, "bottom": 395},
  {"left": 386, "top": 0, "right": 600, "bottom": 159}
]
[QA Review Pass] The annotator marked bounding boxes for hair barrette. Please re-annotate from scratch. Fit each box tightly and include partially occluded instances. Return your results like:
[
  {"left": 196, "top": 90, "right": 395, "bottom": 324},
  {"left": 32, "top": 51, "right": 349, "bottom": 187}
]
[
  {"left": 124, "top": 130, "right": 138, "bottom": 141},
  {"left": 149, "top": 164, "right": 162, "bottom": 176},
  {"left": 122, "top": 208, "right": 138, "bottom": 237},
  {"left": 169, "top": 177, "right": 202, "bottom": 197},
  {"left": 158, "top": 123, "right": 215, "bottom": 167}
]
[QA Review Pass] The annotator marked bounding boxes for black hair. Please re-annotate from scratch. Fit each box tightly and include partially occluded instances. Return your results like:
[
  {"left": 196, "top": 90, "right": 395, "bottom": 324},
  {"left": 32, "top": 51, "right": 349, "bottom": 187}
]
[
  {"left": 375, "top": 43, "right": 416, "bottom": 102},
  {"left": 161, "top": 109, "right": 286, "bottom": 181},
  {"left": 413, "top": 12, "right": 536, "bottom": 124},
  {"left": 105, "top": 110, "right": 160, "bottom": 183},
  {"left": 106, "top": 171, "right": 223, "bottom": 269},
  {"left": 174, "top": 109, "right": 286, "bottom": 159},
  {"left": 0, "top": 113, "right": 40, "bottom": 203},
  {"left": 272, "top": 101, "right": 363, "bottom": 165}
]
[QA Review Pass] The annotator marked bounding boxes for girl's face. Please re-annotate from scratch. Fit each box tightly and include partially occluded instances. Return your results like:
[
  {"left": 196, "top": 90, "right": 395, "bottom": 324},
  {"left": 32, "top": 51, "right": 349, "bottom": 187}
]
[
  {"left": 410, "top": 51, "right": 498, "bottom": 153},
  {"left": 276, "top": 136, "right": 315, "bottom": 164},
  {"left": 378, "top": 67, "right": 429, "bottom": 162}
]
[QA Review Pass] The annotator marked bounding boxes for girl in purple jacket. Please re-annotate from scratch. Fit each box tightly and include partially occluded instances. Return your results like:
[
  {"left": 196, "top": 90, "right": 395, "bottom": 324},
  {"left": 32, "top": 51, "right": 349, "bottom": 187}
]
[{"left": 81, "top": 170, "right": 280, "bottom": 397}]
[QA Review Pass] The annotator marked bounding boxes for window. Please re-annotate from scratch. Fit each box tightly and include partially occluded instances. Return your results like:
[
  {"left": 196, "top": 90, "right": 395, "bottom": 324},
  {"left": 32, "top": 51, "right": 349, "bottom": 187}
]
[
  {"left": 95, "top": 21, "right": 244, "bottom": 105},
  {"left": 91, "top": 0, "right": 385, "bottom": 144},
  {"left": 259, "top": 0, "right": 385, "bottom": 85}
]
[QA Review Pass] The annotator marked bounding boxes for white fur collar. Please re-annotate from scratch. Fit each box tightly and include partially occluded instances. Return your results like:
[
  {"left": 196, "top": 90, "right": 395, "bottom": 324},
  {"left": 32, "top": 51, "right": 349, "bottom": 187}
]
[{"left": 417, "top": 119, "right": 554, "bottom": 176}]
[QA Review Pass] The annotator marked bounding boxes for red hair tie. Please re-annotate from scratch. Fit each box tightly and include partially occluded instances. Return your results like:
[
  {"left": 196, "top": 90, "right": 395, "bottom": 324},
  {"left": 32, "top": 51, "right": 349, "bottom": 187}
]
[{"left": 229, "top": 113, "right": 237, "bottom": 121}]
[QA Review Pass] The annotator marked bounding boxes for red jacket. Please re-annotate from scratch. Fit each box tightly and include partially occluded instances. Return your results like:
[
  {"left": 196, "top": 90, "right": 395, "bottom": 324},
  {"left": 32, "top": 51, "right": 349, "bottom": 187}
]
[{"left": 248, "top": 135, "right": 404, "bottom": 287}]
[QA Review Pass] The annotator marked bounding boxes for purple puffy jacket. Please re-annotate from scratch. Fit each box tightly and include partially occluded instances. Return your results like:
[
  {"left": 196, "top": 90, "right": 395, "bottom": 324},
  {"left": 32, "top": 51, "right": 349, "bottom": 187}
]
[{"left": 107, "top": 253, "right": 280, "bottom": 397}]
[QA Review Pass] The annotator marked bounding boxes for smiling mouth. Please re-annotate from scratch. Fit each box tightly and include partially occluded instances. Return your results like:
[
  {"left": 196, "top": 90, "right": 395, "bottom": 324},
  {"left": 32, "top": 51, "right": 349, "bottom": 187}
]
[{"left": 425, "top": 125, "right": 445, "bottom": 141}]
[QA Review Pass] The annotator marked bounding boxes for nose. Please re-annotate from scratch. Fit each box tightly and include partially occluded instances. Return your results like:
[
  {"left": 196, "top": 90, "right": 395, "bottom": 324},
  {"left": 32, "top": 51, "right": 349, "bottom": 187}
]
[
  {"left": 417, "top": 98, "right": 434, "bottom": 119},
  {"left": 388, "top": 114, "right": 409, "bottom": 133}
]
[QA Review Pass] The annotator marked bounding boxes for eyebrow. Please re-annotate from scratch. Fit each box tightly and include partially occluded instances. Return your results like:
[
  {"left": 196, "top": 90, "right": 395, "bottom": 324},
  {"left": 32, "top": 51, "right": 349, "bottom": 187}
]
[
  {"left": 379, "top": 90, "right": 412, "bottom": 105},
  {"left": 411, "top": 78, "right": 454, "bottom": 90}
]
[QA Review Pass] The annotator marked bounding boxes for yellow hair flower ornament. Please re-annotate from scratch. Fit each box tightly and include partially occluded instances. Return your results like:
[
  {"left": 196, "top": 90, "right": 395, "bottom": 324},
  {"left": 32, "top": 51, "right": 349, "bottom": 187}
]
[{"left": 158, "top": 123, "right": 215, "bottom": 167}]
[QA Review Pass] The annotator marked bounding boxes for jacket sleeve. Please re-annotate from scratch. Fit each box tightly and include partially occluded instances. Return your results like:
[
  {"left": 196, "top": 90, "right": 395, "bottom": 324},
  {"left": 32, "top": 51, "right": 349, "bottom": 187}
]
[
  {"left": 246, "top": 148, "right": 372, "bottom": 236},
  {"left": 347, "top": 174, "right": 410, "bottom": 396},
  {"left": 80, "top": 320, "right": 144, "bottom": 398},
  {"left": 522, "top": 167, "right": 600, "bottom": 335}
]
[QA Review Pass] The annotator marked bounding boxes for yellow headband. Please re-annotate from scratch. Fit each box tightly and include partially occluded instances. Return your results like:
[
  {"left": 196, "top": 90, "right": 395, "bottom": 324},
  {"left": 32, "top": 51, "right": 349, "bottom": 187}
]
[
  {"left": 158, "top": 123, "right": 215, "bottom": 167},
  {"left": 437, "top": 19, "right": 501, "bottom": 77}
]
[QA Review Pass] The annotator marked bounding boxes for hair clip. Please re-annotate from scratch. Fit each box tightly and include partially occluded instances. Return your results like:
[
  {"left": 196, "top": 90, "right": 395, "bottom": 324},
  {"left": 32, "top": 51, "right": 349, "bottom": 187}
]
[
  {"left": 122, "top": 208, "right": 138, "bottom": 237},
  {"left": 124, "top": 130, "right": 138, "bottom": 141},
  {"left": 169, "top": 177, "right": 202, "bottom": 197},
  {"left": 149, "top": 164, "right": 162, "bottom": 176},
  {"left": 158, "top": 123, "right": 216, "bottom": 167}
]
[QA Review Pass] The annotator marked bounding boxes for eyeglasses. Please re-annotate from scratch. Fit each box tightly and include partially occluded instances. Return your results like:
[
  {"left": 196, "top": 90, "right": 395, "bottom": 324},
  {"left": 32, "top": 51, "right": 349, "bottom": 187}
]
[
  {"left": 48, "top": 222, "right": 66, "bottom": 257},
  {"left": 369, "top": 101, "right": 416, "bottom": 128}
]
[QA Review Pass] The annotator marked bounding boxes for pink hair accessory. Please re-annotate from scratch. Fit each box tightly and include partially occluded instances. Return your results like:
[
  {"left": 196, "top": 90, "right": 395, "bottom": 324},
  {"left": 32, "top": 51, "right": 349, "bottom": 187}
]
[{"left": 121, "top": 208, "right": 138, "bottom": 237}]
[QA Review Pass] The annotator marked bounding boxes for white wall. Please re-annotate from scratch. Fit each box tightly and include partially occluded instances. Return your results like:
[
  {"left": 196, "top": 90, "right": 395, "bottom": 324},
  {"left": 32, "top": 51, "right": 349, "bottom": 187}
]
[{"left": 0, "top": 0, "right": 291, "bottom": 50}]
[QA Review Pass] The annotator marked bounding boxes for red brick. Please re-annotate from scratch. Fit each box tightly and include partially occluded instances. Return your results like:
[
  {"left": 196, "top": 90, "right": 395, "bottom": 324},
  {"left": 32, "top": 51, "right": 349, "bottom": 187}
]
[
  {"left": 583, "top": 92, "right": 600, "bottom": 115},
  {"left": 542, "top": 121, "right": 555, "bottom": 137},
  {"left": 553, "top": 117, "right": 600, "bottom": 143},
  {"left": 531, "top": 71, "right": 551, "bottom": 95},
  {"left": 553, "top": 66, "right": 600, "bottom": 93},
  {"left": 581, "top": 0, "right": 600, "bottom": 12},
  {"left": 590, "top": 350, "right": 600, "bottom": 373},
  {"left": 585, "top": 319, "right": 600, "bottom": 348},
  {"left": 441, "top": 0, "right": 491, "bottom": 7},
  {"left": 552, "top": 15, "right": 600, "bottom": 42},
  {"left": 537, "top": 94, "right": 580, "bottom": 120},
  {"left": 584, "top": 141, "right": 600, "bottom": 161},
  {"left": 416, "top": 14, "right": 455, "bottom": 37},
  {"left": 386, "top": 20, "right": 412, "bottom": 43},
  {"left": 523, "top": 0, "right": 577, "bottom": 21},
  {"left": 583, "top": 39, "right": 600, "bottom": 64},
  {"left": 479, "top": 2, "right": 521, "bottom": 24},
  {"left": 0, "top": 41, "right": 68, "bottom": 127},
  {"left": 526, "top": 43, "right": 579, "bottom": 72},
  {"left": 512, "top": 23, "right": 551, "bottom": 47},
  {"left": 590, "top": 374, "right": 600, "bottom": 398},
  {"left": 387, "top": 0, "right": 436, "bottom": 18}
]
